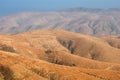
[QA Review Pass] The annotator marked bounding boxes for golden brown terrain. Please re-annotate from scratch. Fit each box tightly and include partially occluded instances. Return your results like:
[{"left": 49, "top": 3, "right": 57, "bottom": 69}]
[{"left": 0, "top": 30, "right": 120, "bottom": 80}]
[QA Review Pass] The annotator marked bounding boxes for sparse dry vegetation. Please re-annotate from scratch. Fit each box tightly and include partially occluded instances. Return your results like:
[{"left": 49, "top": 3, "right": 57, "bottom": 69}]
[
  {"left": 0, "top": 65, "right": 14, "bottom": 80},
  {"left": 31, "top": 68, "right": 48, "bottom": 78},
  {"left": 0, "top": 30, "right": 120, "bottom": 80},
  {"left": 0, "top": 43, "right": 15, "bottom": 53}
]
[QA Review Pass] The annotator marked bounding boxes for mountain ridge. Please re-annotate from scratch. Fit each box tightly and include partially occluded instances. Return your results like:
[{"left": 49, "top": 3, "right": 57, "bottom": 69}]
[{"left": 1, "top": 8, "right": 120, "bottom": 36}]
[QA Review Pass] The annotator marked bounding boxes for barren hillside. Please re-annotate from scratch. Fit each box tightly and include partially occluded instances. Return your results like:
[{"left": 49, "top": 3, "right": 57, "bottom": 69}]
[{"left": 0, "top": 30, "right": 120, "bottom": 80}]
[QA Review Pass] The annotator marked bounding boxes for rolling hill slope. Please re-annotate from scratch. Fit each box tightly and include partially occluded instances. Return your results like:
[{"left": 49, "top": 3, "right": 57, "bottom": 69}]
[
  {"left": 1, "top": 51, "right": 120, "bottom": 80},
  {"left": 0, "top": 30, "right": 120, "bottom": 80}
]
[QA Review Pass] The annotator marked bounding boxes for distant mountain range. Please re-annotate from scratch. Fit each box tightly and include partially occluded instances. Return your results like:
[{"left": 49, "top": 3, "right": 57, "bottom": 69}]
[
  {"left": 62, "top": 7, "right": 120, "bottom": 12},
  {"left": 1, "top": 8, "right": 120, "bottom": 36}
]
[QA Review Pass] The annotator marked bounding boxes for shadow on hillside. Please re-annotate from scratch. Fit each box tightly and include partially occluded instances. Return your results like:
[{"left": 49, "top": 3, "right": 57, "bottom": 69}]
[
  {"left": 0, "top": 65, "right": 14, "bottom": 80},
  {"left": 0, "top": 43, "right": 16, "bottom": 53}
]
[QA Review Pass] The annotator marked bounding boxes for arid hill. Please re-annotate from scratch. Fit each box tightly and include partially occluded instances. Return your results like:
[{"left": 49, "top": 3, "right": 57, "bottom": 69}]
[
  {"left": 0, "top": 30, "right": 120, "bottom": 80},
  {"left": 1, "top": 8, "right": 120, "bottom": 36},
  {"left": 1, "top": 51, "right": 120, "bottom": 80}
]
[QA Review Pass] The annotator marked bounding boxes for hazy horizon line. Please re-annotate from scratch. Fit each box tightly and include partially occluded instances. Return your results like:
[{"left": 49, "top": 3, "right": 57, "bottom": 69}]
[{"left": 1, "top": 7, "right": 120, "bottom": 17}]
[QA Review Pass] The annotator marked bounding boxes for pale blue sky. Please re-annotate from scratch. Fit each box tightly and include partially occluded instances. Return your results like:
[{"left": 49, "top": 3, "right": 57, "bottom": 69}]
[{"left": 0, "top": 0, "right": 120, "bottom": 16}]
